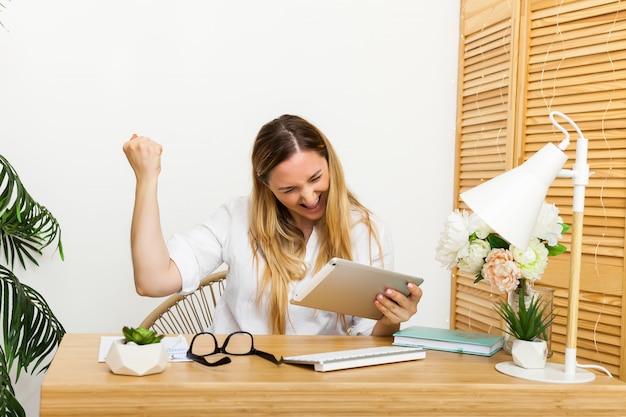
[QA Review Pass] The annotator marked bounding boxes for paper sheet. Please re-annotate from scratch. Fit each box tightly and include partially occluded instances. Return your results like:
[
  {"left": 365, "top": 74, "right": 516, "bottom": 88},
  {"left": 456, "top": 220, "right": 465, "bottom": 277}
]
[{"left": 98, "top": 335, "right": 191, "bottom": 362}]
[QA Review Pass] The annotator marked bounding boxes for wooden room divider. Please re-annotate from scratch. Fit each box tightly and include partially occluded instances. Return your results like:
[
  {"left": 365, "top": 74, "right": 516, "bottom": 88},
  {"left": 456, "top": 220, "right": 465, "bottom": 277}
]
[{"left": 452, "top": 0, "right": 626, "bottom": 379}]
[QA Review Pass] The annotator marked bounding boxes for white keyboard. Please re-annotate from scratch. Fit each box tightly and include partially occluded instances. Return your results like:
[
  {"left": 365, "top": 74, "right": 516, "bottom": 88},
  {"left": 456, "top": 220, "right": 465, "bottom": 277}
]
[{"left": 282, "top": 345, "right": 426, "bottom": 372}]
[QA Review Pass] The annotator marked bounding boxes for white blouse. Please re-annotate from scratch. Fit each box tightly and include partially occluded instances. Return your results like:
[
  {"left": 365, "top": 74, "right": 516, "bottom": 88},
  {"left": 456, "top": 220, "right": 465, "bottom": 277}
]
[{"left": 167, "top": 196, "right": 394, "bottom": 335}]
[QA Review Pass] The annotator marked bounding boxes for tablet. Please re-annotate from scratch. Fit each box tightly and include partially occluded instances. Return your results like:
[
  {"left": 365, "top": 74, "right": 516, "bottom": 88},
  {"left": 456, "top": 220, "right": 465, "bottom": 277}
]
[{"left": 290, "top": 258, "right": 424, "bottom": 320}]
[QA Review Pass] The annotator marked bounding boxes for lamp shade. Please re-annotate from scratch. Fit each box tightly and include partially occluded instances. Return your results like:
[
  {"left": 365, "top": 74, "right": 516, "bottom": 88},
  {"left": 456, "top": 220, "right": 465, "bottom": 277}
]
[{"left": 460, "top": 142, "right": 567, "bottom": 250}]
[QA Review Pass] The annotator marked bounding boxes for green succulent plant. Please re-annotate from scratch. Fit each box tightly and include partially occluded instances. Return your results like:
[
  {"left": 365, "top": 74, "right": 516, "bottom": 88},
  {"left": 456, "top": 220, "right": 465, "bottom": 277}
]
[
  {"left": 495, "top": 288, "right": 555, "bottom": 342},
  {"left": 122, "top": 327, "right": 164, "bottom": 345}
]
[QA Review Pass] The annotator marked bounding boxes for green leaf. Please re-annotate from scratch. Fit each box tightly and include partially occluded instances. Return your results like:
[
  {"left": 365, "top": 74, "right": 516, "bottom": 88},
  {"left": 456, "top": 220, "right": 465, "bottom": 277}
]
[
  {"left": 547, "top": 243, "right": 567, "bottom": 257},
  {"left": 0, "top": 154, "right": 64, "bottom": 270},
  {"left": 494, "top": 289, "right": 556, "bottom": 341},
  {"left": 487, "top": 234, "right": 509, "bottom": 250},
  {"left": 0, "top": 344, "right": 26, "bottom": 417},
  {"left": 122, "top": 326, "right": 164, "bottom": 345},
  {"left": 0, "top": 266, "right": 65, "bottom": 378}
]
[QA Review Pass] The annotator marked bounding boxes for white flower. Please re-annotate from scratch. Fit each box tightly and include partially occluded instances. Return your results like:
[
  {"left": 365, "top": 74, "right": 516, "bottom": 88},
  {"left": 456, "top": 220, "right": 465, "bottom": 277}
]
[
  {"left": 458, "top": 239, "right": 491, "bottom": 275},
  {"left": 511, "top": 238, "right": 549, "bottom": 281},
  {"left": 435, "top": 210, "right": 474, "bottom": 269},
  {"left": 532, "top": 203, "right": 564, "bottom": 246},
  {"left": 468, "top": 212, "right": 492, "bottom": 239}
]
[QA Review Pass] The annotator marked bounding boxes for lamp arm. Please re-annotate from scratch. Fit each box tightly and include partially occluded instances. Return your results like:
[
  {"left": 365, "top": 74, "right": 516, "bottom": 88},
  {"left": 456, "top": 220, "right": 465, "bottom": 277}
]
[
  {"left": 550, "top": 110, "right": 584, "bottom": 151},
  {"left": 550, "top": 111, "right": 595, "bottom": 377},
  {"left": 558, "top": 137, "right": 592, "bottom": 213},
  {"left": 551, "top": 111, "right": 593, "bottom": 213}
]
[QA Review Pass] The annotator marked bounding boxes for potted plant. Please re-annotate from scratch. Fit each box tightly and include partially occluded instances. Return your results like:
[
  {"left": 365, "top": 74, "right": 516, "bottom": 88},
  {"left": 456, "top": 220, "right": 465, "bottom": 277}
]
[
  {"left": 106, "top": 327, "right": 168, "bottom": 376},
  {"left": 495, "top": 288, "right": 555, "bottom": 369},
  {"left": 0, "top": 153, "right": 65, "bottom": 417}
]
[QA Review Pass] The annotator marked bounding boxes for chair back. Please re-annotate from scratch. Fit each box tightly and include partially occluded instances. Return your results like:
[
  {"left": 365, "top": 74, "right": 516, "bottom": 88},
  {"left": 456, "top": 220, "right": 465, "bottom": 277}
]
[{"left": 139, "top": 270, "right": 227, "bottom": 334}]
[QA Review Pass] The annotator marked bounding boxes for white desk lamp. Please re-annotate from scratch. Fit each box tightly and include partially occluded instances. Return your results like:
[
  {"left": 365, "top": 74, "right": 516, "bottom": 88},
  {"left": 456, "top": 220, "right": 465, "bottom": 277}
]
[{"left": 460, "top": 111, "right": 599, "bottom": 383}]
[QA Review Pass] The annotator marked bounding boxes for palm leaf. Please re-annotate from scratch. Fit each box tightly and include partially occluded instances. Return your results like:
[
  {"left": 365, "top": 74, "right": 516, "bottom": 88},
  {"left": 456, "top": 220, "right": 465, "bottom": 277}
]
[
  {"left": 0, "top": 344, "right": 26, "bottom": 417},
  {"left": 0, "top": 266, "right": 65, "bottom": 379},
  {"left": 0, "top": 154, "right": 64, "bottom": 269},
  {"left": 0, "top": 2, "right": 6, "bottom": 32}
]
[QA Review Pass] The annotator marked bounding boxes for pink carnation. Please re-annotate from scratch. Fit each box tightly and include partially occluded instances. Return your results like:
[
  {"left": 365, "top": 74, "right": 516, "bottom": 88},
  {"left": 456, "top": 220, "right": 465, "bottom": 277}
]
[{"left": 481, "top": 248, "right": 521, "bottom": 292}]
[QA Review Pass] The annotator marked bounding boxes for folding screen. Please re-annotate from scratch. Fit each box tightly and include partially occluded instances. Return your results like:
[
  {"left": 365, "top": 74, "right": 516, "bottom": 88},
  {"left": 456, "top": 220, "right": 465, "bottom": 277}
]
[{"left": 453, "top": 0, "right": 626, "bottom": 379}]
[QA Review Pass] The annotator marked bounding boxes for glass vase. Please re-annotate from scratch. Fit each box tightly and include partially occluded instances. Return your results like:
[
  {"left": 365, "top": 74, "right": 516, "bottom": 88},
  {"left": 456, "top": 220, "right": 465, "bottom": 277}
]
[{"left": 502, "top": 282, "right": 554, "bottom": 357}]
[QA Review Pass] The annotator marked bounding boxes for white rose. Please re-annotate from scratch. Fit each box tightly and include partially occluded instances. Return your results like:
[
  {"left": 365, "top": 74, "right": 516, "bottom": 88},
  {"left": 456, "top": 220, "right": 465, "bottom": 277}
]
[
  {"left": 469, "top": 213, "right": 493, "bottom": 239},
  {"left": 532, "top": 203, "right": 564, "bottom": 246},
  {"left": 512, "top": 238, "right": 549, "bottom": 281},
  {"left": 458, "top": 239, "right": 491, "bottom": 275},
  {"left": 435, "top": 210, "right": 474, "bottom": 269}
]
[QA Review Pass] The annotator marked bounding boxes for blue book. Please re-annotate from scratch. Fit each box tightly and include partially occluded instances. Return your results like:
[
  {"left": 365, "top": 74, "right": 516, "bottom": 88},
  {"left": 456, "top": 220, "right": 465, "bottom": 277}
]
[{"left": 393, "top": 326, "right": 503, "bottom": 356}]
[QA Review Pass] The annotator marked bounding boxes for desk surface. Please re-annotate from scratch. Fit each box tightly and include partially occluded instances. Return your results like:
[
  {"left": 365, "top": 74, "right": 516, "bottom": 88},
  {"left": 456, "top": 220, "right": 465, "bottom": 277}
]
[{"left": 41, "top": 333, "right": 626, "bottom": 417}]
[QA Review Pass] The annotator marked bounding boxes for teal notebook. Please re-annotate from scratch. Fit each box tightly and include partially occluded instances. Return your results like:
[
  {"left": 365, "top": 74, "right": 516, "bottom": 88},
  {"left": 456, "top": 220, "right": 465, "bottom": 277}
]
[{"left": 393, "top": 326, "right": 503, "bottom": 356}]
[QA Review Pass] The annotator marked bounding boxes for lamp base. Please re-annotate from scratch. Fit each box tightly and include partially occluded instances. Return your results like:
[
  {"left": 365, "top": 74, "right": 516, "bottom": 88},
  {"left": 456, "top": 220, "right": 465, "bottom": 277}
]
[{"left": 495, "top": 361, "right": 595, "bottom": 384}]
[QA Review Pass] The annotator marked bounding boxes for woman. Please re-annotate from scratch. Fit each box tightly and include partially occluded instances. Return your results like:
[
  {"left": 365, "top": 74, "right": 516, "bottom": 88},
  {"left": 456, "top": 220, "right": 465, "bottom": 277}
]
[{"left": 123, "top": 114, "right": 422, "bottom": 336}]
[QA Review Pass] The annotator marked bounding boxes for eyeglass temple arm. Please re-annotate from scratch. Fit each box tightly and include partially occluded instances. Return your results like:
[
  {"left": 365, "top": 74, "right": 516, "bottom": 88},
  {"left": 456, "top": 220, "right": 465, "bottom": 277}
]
[{"left": 254, "top": 349, "right": 283, "bottom": 365}]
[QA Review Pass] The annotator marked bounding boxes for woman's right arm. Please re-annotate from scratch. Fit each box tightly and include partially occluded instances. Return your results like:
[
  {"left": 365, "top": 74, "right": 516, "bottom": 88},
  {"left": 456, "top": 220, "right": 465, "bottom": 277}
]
[{"left": 123, "top": 134, "right": 183, "bottom": 297}]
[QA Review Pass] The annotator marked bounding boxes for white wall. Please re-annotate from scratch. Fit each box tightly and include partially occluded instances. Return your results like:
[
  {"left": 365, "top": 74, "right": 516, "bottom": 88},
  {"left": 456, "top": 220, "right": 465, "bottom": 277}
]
[
  {"left": 2, "top": 1, "right": 460, "bottom": 414},
  {"left": 1, "top": 0, "right": 459, "bottom": 343}
]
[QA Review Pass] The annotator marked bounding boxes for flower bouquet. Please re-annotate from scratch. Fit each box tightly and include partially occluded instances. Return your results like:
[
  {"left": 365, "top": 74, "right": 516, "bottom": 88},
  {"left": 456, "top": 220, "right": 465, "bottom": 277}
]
[
  {"left": 435, "top": 202, "right": 568, "bottom": 353},
  {"left": 435, "top": 202, "right": 568, "bottom": 292}
]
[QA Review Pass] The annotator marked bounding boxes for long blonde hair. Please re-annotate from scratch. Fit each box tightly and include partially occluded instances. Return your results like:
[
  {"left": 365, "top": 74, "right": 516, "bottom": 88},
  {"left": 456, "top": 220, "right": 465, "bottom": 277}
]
[{"left": 249, "top": 115, "right": 381, "bottom": 334}]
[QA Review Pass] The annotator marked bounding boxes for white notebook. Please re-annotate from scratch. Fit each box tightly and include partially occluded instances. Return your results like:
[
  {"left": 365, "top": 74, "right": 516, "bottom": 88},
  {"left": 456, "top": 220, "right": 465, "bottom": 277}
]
[{"left": 290, "top": 258, "right": 424, "bottom": 319}]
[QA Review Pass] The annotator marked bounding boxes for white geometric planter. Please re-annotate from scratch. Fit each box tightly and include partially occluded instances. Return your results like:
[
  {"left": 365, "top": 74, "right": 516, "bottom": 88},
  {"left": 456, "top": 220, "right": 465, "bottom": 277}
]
[
  {"left": 106, "top": 339, "right": 168, "bottom": 376},
  {"left": 511, "top": 339, "right": 548, "bottom": 369}
]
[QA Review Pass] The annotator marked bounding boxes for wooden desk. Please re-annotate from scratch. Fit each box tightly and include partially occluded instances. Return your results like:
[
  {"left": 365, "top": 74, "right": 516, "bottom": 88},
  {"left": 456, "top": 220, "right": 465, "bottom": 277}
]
[{"left": 41, "top": 333, "right": 626, "bottom": 416}]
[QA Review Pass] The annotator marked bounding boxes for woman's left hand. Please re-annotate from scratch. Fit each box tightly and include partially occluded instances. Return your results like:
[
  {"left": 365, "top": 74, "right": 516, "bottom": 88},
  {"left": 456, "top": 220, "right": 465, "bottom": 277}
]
[{"left": 371, "top": 281, "right": 423, "bottom": 336}]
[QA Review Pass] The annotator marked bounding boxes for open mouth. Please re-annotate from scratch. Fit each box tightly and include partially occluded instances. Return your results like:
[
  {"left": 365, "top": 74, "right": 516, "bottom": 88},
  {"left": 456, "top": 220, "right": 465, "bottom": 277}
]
[{"left": 300, "top": 195, "right": 321, "bottom": 210}]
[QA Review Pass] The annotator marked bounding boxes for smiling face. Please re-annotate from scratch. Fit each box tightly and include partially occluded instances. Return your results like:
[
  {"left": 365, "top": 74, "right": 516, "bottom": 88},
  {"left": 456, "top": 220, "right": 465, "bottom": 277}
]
[{"left": 266, "top": 150, "right": 329, "bottom": 232}]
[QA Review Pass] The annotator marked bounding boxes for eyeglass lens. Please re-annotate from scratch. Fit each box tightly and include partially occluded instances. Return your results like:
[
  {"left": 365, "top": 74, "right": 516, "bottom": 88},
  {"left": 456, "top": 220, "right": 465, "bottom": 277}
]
[
  {"left": 190, "top": 332, "right": 254, "bottom": 356},
  {"left": 188, "top": 331, "right": 281, "bottom": 366}
]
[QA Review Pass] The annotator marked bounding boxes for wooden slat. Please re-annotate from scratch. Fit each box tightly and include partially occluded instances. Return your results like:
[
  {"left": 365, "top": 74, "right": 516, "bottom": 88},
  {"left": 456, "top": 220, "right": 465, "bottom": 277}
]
[
  {"left": 532, "top": 0, "right": 625, "bottom": 23},
  {"left": 462, "top": 1, "right": 514, "bottom": 35},
  {"left": 528, "top": 56, "right": 626, "bottom": 80},
  {"left": 531, "top": 14, "right": 626, "bottom": 41}
]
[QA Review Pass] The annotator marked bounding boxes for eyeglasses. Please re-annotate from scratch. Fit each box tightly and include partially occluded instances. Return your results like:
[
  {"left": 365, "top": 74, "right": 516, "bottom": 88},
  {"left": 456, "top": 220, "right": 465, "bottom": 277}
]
[{"left": 187, "top": 331, "right": 282, "bottom": 367}]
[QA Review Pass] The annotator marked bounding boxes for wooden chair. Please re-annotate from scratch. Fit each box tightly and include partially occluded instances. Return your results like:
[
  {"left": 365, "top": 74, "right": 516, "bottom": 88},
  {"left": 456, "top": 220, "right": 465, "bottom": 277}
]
[{"left": 139, "top": 270, "right": 227, "bottom": 334}]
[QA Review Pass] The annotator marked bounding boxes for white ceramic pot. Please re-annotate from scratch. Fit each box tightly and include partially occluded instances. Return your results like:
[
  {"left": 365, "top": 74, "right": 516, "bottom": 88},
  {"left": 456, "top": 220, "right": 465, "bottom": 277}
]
[
  {"left": 511, "top": 339, "right": 548, "bottom": 369},
  {"left": 106, "top": 339, "right": 168, "bottom": 376}
]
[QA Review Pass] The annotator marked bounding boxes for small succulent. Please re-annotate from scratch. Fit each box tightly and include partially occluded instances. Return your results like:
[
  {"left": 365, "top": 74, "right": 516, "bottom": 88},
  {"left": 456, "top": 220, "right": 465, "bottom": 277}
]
[
  {"left": 122, "top": 326, "right": 164, "bottom": 345},
  {"left": 494, "top": 290, "right": 555, "bottom": 342}
]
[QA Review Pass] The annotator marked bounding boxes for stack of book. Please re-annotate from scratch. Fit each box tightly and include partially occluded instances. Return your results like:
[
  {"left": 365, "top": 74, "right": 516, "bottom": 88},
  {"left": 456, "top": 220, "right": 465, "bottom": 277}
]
[{"left": 393, "top": 326, "right": 504, "bottom": 356}]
